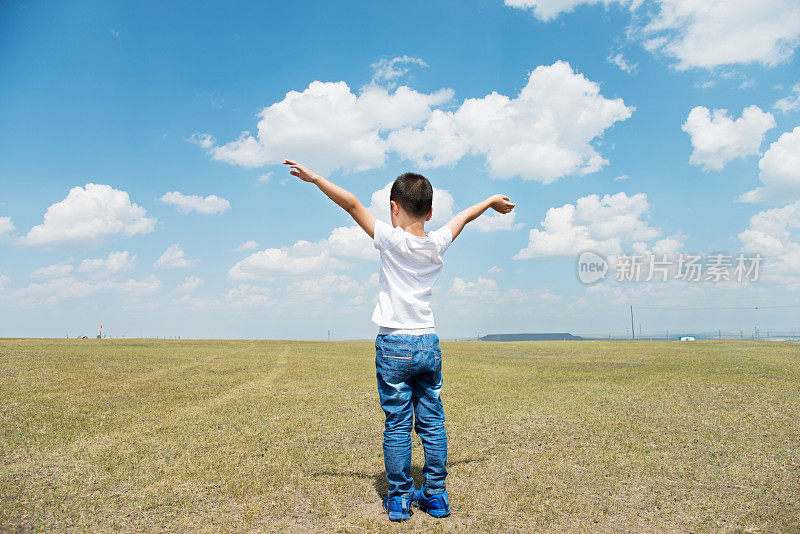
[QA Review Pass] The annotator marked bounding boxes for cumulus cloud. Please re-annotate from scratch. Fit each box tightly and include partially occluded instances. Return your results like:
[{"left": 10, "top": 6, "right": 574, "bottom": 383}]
[
  {"left": 154, "top": 244, "right": 198, "bottom": 269},
  {"left": 178, "top": 275, "right": 204, "bottom": 292},
  {"left": 15, "top": 274, "right": 160, "bottom": 306},
  {"left": 18, "top": 184, "right": 156, "bottom": 248},
  {"left": 235, "top": 240, "right": 259, "bottom": 251},
  {"left": 388, "top": 61, "right": 633, "bottom": 183},
  {"left": 641, "top": 0, "right": 800, "bottom": 70},
  {"left": 739, "top": 200, "right": 800, "bottom": 285},
  {"left": 226, "top": 284, "right": 272, "bottom": 308},
  {"left": 0, "top": 217, "right": 14, "bottom": 238},
  {"left": 514, "top": 192, "right": 660, "bottom": 259},
  {"left": 194, "top": 62, "right": 630, "bottom": 183},
  {"left": 78, "top": 251, "right": 136, "bottom": 276},
  {"left": 228, "top": 240, "right": 349, "bottom": 280},
  {"left": 739, "top": 127, "right": 800, "bottom": 204},
  {"left": 31, "top": 262, "right": 74, "bottom": 278},
  {"left": 448, "top": 277, "right": 499, "bottom": 297},
  {"left": 682, "top": 106, "right": 775, "bottom": 171},
  {"left": 160, "top": 191, "right": 230, "bottom": 214},
  {"left": 195, "top": 81, "right": 453, "bottom": 175},
  {"left": 470, "top": 212, "right": 523, "bottom": 232},
  {"left": 774, "top": 84, "right": 800, "bottom": 114},
  {"left": 506, "top": 0, "right": 800, "bottom": 70}
]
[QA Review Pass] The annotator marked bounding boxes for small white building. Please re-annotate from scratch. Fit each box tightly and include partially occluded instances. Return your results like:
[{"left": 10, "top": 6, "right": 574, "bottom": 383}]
[{"left": 679, "top": 336, "right": 696, "bottom": 341}]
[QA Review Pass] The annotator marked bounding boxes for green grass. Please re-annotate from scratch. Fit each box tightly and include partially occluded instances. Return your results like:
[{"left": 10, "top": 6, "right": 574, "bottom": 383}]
[{"left": 1, "top": 339, "right": 799, "bottom": 532}]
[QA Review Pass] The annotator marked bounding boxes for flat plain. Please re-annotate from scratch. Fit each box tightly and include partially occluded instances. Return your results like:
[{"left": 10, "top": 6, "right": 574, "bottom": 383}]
[{"left": 1, "top": 338, "right": 798, "bottom": 532}]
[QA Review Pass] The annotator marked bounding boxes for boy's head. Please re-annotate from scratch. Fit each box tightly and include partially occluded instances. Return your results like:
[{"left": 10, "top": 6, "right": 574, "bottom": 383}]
[{"left": 389, "top": 172, "right": 433, "bottom": 225}]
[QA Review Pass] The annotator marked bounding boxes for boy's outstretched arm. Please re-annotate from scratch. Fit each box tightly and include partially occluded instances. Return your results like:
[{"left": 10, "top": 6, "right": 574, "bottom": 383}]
[
  {"left": 284, "top": 159, "right": 376, "bottom": 238},
  {"left": 445, "top": 194, "right": 516, "bottom": 241}
]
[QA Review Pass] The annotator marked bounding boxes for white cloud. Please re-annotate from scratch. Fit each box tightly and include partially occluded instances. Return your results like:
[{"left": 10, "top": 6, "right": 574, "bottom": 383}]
[
  {"left": 154, "top": 244, "right": 198, "bottom": 269},
  {"left": 370, "top": 55, "right": 428, "bottom": 86},
  {"left": 188, "top": 133, "right": 215, "bottom": 149},
  {"left": 488, "top": 265, "right": 503, "bottom": 274},
  {"left": 178, "top": 275, "right": 204, "bottom": 292},
  {"left": 739, "top": 127, "right": 800, "bottom": 203},
  {"left": 289, "top": 273, "right": 361, "bottom": 297},
  {"left": 514, "top": 192, "right": 660, "bottom": 258},
  {"left": 607, "top": 52, "right": 638, "bottom": 73},
  {"left": 470, "top": 212, "right": 523, "bottom": 232},
  {"left": 195, "top": 81, "right": 453, "bottom": 175},
  {"left": 78, "top": 251, "right": 136, "bottom": 276},
  {"left": 235, "top": 240, "right": 259, "bottom": 251},
  {"left": 506, "top": 0, "right": 800, "bottom": 71},
  {"left": 0, "top": 217, "right": 14, "bottom": 238},
  {"left": 226, "top": 284, "right": 272, "bottom": 308},
  {"left": 228, "top": 240, "right": 348, "bottom": 280},
  {"left": 118, "top": 274, "right": 161, "bottom": 295},
  {"left": 448, "top": 277, "right": 499, "bottom": 298},
  {"left": 504, "top": 0, "right": 624, "bottom": 22},
  {"left": 739, "top": 200, "right": 800, "bottom": 285},
  {"left": 0, "top": 274, "right": 9, "bottom": 291},
  {"left": 682, "top": 106, "right": 775, "bottom": 171},
  {"left": 642, "top": 0, "right": 800, "bottom": 70},
  {"left": 345, "top": 295, "right": 366, "bottom": 307},
  {"left": 774, "top": 84, "right": 800, "bottom": 114},
  {"left": 195, "top": 62, "right": 630, "bottom": 183},
  {"left": 15, "top": 274, "right": 160, "bottom": 306},
  {"left": 160, "top": 191, "right": 230, "bottom": 215},
  {"left": 18, "top": 184, "right": 156, "bottom": 248},
  {"left": 258, "top": 172, "right": 273, "bottom": 183},
  {"left": 171, "top": 293, "right": 219, "bottom": 310},
  {"left": 31, "top": 262, "right": 74, "bottom": 278},
  {"left": 388, "top": 61, "right": 632, "bottom": 183}
]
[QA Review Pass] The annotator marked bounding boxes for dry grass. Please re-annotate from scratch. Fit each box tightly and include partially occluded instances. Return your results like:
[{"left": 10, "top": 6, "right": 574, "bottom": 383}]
[{"left": 1, "top": 338, "right": 799, "bottom": 532}]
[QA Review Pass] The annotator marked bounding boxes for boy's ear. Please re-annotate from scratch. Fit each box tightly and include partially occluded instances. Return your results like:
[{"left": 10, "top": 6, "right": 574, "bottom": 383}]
[
  {"left": 425, "top": 207, "right": 432, "bottom": 222},
  {"left": 390, "top": 200, "right": 400, "bottom": 216}
]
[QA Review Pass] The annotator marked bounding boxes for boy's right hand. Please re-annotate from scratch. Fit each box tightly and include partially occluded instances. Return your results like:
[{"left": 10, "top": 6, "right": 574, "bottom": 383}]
[
  {"left": 283, "top": 159, "right": 320, "bottom": 183},
  {"left": 488, "top": 194, "right": 516, "bottom": 214}
]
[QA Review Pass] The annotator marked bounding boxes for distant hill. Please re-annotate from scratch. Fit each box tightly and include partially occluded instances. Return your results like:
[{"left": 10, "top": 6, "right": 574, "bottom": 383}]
[{"left": 479, "top": 333, "right": 585, "bottom": 341}]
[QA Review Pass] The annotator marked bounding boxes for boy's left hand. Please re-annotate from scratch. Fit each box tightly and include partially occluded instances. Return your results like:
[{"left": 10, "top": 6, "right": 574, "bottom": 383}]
[{"left": 283, "top": 159, "right": 320, "bottom": 183}]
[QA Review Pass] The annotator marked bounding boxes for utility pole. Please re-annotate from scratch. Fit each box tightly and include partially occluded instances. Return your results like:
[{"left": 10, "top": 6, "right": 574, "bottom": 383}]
[
  {"left": 630, "top": 305, "right": 635, "bottom": 340},
  {"left": 328, "top": 330, "right": 331, "bottom": 342}
]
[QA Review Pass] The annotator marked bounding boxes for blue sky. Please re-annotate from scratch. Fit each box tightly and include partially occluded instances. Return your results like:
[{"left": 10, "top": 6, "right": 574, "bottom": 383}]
[{"left": 1, "top": 0, "right": 799, "bottom": 339}]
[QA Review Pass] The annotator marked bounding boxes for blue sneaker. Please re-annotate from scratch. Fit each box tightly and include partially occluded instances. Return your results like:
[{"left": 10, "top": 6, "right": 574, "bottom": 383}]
[
  {"left": 382, "top": 495, "right": 412, "bottom": 521},
  {"left": 412, "top": 487, "right": 451, "bottom": 518}
]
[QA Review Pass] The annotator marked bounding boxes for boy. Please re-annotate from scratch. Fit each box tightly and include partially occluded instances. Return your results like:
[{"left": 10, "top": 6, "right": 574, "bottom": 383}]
[{"left": 283, "top": 159, "right": 515, "bottom": 521}]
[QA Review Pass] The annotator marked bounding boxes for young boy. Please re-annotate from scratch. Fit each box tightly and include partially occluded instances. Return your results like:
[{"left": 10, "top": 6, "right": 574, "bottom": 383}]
[{"left": 283, "top": 159, "right": 515, "bottom": 521}]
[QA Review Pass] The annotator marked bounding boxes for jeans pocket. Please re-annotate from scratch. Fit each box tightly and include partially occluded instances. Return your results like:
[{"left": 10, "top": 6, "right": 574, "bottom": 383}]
[{"left": 377, "top": 343, "right": 412, "bottom": 383}]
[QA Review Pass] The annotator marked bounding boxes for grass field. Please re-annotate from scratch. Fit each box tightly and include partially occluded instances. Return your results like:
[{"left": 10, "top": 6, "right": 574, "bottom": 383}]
[{"left": 1, "top": 338, "right": 799, "bottom": 532}]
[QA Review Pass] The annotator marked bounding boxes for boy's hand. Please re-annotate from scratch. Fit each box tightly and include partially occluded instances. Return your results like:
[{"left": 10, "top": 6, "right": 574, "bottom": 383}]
[
  {"left": 488, "top": 194, "right": 516, "bottom": 214},
  {"left": 283, "top": 159, "right": 320, "bottom": 183}
]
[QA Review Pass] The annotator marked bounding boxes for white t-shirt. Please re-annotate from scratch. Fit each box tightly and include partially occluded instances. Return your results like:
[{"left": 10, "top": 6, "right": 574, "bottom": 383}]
[{"left": 371, "top": 219, "right": 453, "bottom": 329}]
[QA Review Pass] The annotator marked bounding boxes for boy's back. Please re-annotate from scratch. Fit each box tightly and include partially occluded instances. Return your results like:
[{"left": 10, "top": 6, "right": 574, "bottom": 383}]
[{"left": 372, "top": 219, "right": 453, "bottom": 330}]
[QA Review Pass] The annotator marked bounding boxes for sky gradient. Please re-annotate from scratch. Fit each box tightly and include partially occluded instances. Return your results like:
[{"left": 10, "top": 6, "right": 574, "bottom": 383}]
[{"left": 1, "top": 0, "right": 799, "bottom": 339}]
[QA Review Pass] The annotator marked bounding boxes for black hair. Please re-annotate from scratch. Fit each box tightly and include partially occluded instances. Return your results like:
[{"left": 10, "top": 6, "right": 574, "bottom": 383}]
[{"left": 390, "top": 172, "right": 433, "bottom": 218}]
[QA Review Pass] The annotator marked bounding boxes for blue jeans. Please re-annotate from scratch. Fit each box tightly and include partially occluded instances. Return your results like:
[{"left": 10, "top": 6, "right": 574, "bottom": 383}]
[{"left": 375, "top": 333, "right": 447, "bottom": 500}]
